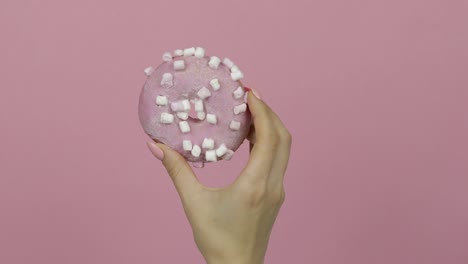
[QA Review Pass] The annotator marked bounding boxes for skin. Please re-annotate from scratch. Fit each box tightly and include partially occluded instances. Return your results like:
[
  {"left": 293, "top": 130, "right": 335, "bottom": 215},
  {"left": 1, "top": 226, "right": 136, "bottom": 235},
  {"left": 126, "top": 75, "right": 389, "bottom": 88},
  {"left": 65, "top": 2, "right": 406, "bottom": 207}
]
[{"left": 148, "top": 90, "right": 292, "bottom": 264}]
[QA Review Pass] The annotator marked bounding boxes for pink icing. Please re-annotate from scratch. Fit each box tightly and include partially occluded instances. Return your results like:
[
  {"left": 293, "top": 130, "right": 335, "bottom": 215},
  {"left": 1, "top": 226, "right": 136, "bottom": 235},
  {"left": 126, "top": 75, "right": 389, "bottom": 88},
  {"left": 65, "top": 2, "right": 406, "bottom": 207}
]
[{"left": 138, "top": 56, "right": 251, "bottom": 164}]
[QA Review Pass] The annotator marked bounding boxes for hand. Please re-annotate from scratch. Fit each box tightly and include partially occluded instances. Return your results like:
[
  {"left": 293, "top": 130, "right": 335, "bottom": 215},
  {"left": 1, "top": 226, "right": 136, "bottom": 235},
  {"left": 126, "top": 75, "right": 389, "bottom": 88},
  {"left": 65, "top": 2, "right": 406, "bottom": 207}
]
[{"left": 147, "top": 89, "right": 292, "bottom": 264}]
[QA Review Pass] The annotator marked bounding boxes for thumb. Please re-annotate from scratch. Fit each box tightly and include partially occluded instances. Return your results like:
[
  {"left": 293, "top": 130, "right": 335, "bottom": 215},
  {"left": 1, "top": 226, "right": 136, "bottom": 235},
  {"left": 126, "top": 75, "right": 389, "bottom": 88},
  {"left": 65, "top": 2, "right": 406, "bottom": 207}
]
[{"left": 147, "top": 141, "right": 200, "bottom": 195}]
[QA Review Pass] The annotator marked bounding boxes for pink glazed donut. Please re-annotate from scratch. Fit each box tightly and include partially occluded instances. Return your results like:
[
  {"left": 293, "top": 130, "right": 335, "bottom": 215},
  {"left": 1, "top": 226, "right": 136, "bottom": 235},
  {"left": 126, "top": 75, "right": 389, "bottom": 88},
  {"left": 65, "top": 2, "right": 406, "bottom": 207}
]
[{"left": 138, "top": 47, "right": 251, "bottom": 167}]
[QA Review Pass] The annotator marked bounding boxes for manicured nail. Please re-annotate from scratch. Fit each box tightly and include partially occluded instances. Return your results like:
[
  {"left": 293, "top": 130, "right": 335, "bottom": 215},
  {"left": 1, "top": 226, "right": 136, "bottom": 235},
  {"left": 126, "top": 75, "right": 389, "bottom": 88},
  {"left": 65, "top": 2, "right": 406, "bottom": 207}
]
[
  {"left": 245, "top": 87, "right": 262, "bottom": 100},
  {"left": 146, "top": 142, "right": 164, "bottom": 161}
]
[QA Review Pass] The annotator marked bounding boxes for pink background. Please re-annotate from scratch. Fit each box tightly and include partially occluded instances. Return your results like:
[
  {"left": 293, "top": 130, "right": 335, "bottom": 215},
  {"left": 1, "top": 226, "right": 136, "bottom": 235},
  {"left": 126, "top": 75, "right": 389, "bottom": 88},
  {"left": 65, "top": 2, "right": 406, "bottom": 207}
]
[{"left": 1, "top": 0, "right": 467, "bottom": 263}]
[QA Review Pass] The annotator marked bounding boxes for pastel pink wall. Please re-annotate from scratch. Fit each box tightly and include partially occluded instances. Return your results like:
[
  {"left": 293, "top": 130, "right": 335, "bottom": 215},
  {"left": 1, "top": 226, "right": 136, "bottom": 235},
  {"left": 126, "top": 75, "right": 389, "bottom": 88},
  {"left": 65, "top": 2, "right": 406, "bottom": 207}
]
[{"left": 1, "top": 0, "right": 467, "bottom": 263}]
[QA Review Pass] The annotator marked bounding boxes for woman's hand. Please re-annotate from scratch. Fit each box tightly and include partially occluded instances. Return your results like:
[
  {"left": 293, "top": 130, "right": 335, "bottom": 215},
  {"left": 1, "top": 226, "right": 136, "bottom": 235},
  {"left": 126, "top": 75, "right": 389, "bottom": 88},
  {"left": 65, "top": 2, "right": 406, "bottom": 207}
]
[{"left": 147, "top": 89, "right": 292, "bottom": 264}]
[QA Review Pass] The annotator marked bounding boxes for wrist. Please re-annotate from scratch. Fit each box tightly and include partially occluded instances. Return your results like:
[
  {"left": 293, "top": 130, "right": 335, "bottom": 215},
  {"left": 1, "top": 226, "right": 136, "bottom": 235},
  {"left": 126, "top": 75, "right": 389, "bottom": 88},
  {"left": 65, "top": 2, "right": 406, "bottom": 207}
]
[
  {"left": 206, "top": 257, "right": 263, "bottom": 264},
  {"left": 204, "top": 252, "right": 264, "bottom": 264}
]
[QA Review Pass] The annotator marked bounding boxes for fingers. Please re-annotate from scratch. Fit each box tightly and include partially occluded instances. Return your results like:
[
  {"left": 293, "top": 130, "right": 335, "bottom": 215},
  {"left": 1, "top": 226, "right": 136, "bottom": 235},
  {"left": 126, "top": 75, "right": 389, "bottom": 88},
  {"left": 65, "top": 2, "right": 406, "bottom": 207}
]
[
  {"left": 246, "top": 124, "right": 256, "bottom": 144},
  {"left": 239, "top": 89, "right": 292, "bottom": 185},
  {"left": 238, "top": 91, "right": 281, "bottom": 182},
  {"left": 246, "top": 125, "right": 256, "bottom": 152},
  {"left": 147, "top": 142, "right": 201, "bottom": 197},
  {"left": 268, "top": 112, "right": 292, "bottom": 183}
]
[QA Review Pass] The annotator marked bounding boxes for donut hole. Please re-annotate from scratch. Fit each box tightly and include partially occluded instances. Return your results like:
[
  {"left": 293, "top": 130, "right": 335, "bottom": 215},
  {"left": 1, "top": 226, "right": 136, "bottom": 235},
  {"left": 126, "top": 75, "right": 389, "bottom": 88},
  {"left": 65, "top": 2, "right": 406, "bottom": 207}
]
[
  {"left": 188, "top": 105, "right": 199, "bottom": 119},
  {"left": 188, "top": 116, "right": 204, "bottom": 123},
  {"left": 188, "top": 99, "right": 206, "bottom": 121}
]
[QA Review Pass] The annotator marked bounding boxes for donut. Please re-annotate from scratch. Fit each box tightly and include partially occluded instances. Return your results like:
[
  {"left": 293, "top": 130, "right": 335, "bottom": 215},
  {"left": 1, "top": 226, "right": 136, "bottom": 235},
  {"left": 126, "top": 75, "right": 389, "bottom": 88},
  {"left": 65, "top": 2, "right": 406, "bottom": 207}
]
[{"left": 138, "top": 47, "right": 252, "bottom": 167}]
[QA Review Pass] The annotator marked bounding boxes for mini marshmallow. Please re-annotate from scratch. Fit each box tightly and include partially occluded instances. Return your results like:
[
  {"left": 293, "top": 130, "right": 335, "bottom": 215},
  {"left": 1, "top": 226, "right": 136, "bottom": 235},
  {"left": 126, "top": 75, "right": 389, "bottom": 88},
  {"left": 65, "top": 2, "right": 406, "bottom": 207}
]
[
  {"left": 191, "top": 145, "right": 201, "bottom": 157},
  {"left": 183, "top": 140, "right": 193, "bottom": 151},
  {"left": 144, "top": 66, "right": 154, "bottom": 76},
  {"left": 222, "top": 149, "right": 234, "bottom": 161},
  {"left": 162, "top": 52, "right": 172, "bottom": 62},
  {"left": 210, "top": 79, "right": 220, "bottom": 91},
  {"left": 208, "top": 56, "right": 221, "bottom": 69},
  {"left": 206, "top": 114, "right": 217, "bottom": 124},
  {"left": 183, "top": 47, "right": 195, "bottom": 56},
  {"left": 160, "top": 113, "right": 174, "bottom": 124},
  {"left": 160, "top": 73, "right": 173, "bottom": 88},
  {"left": 202, "top": 138, "right": 215, "bottom": 149},
  {"left": 173, "top": 60, "right": 185, "bottom": 70},
  {"left": 197, "top": 111, "right": 206, "bottom": 120},
  {"left": 231, "top": 71, "right": 244, "bottom": 81},
  {"left": 233, "top": 86, "right": 245, "bottom": 99},
  {"left": 182, "top": 100, "right": 191, "bottom": 111},
  {"left": 171, "top": 99, "right": 191, "bottom": 112},
  {"left": 177, "top": 112, "right": 189, "bottom": 120},
  {"left": 234, "top": 103, "right": 247, "bottom": 115},
  {"left": 205, "top": 150, "right": 217, "bottom": 162},
  {"left": 155, "top": 95, "right": 168, "bottom": 106},
  {"left": 193, "top": 99, "right": 204, "bottom": 112},
  {"left": 231, "top": 65, "right": 240, "bottom": 73},
  {"left": 215, "top": 144, "right": 228, "bottom": 157},
  {"left": 229, "top": 120, "right": 241, "bottom": 130},
  {"left": 174, "top": 49, "right": 184, "bottom": 56},
  {"left": 194, "top": 47, "right": 205, "bottom": 58},
  {"left": 197, "top": 86, "right": 211, "bottom": 99},
  {"left": 222, "top": 58, "right": 235, "bottom": 68},
  {"left": 178, "top": 121, "right": 191, "bottom": 133}
]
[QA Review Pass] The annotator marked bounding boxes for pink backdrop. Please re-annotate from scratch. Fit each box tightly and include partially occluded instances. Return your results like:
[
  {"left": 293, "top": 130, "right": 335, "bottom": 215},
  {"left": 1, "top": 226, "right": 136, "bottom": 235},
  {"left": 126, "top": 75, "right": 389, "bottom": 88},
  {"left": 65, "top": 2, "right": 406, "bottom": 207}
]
[{"left": 1, "top": 0, "right": 467, "bottom": 263}]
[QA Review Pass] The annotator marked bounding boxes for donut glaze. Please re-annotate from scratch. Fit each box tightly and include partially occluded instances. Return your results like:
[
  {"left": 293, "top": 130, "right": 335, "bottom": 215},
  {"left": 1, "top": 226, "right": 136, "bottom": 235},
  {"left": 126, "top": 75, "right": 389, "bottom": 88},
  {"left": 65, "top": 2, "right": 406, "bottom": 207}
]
[{"left": 138, "top": 55, "right": 251, "bottom": 165}]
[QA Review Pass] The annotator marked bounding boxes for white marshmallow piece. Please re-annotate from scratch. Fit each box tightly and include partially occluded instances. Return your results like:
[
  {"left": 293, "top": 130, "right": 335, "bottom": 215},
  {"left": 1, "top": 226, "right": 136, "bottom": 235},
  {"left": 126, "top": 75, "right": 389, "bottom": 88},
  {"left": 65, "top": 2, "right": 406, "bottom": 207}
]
[
  {"left": 173, "top": 60, "right": 185, "bottom": 71},
  {"left": 191, "top": 145, "right": 201, "bottom": 157},
  {"left": 233, "top": 86, "right": 245, "bottom": 99},
  {"left": 194, "top": 47, "right": 205, "bottom": 58},
  {"left": 229, "top": 120, "right": 241, "bottom": 130},
  {"left": 210, "top": 79, "right": 220, "bottom": 91},
  {"left": 234, "top": 103, "right": 247, "bottom": 115},
  {"left": 202, "top": 138, "right": 215, "bottom": 149},
  {"left": 197, "top": 111, "right": 206, "bottom": 120},
  {"left": 174, "top": 49, "right": 184, "bottom": 56},
  {"left": 193, "top": 99, "right": 204, "bottom": 112},
  {"left": 171, "top": 99, "right": 191, "bottom": 112},
  {"left": 177, "top": 112, "right": 189, "bottom": 120},
  {"left": 215, "top": 144, "right": 228, "bottom": 157},
  {"left": 182, "top": 140, "right": 193, "bottom": 151},
  {"left": 162, "top": 52, "right": 172, "bottom": 62},
  {"left": 197, "top": 86, "right": 211, "bottom": 99},
  {"left": 178, "top": 121, "right": 191, "bottom": 133},
  {"left": 231, "top": 65, "right": 240, "bottom": 73},
  {"left": 160, "top": 113, "right": 174, "bottom": 124},
  {"left": 231, "top": 71, "right": 244, "bottom": 81},
  {"left": 222, "top": 58, "right": 235, "bottom": 68},
  {"left": 206, "top": 114, "right": 217, "bottom": 124},
  {"left": 222, "top": 149, "right": 234, "bottom": 161},
  {"left": 183, "top": 47, "right": 196, "bottom": 56},
  {"left": 155, "top": 95, "right": 168, "bottom": 106},
  {"left": 205, "top": 150, "right": 217, "bottom": 162},
  {"left": 160, "top": 73, "right": 173, "bottom": 88},
  {"left": 182, "top": 100, "right": 191, "bottom": 111},
  {"left": 144, "top": 66, "right": 154, "bottom": 76},
  {"left": 208, "top": 56, "right": 221, "bottom": 69}
]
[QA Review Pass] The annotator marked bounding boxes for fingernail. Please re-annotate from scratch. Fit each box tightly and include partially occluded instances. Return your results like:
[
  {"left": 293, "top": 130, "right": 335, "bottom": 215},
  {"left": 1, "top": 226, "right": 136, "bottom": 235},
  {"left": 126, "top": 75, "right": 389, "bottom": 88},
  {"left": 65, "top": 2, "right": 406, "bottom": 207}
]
[
  {"left": 245, "top": 87, "right": 262, "bottom": 100},
  {"left": 146, "top": 142, "right": 164, "bottom": 161}
]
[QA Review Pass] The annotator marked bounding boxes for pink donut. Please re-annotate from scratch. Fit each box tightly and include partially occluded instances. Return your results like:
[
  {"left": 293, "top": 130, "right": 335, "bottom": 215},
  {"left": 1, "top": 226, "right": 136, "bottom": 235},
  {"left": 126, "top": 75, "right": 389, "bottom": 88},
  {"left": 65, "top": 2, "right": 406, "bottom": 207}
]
[{"left": 138, "top": 48, "right": 252, "bottom": 167}]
